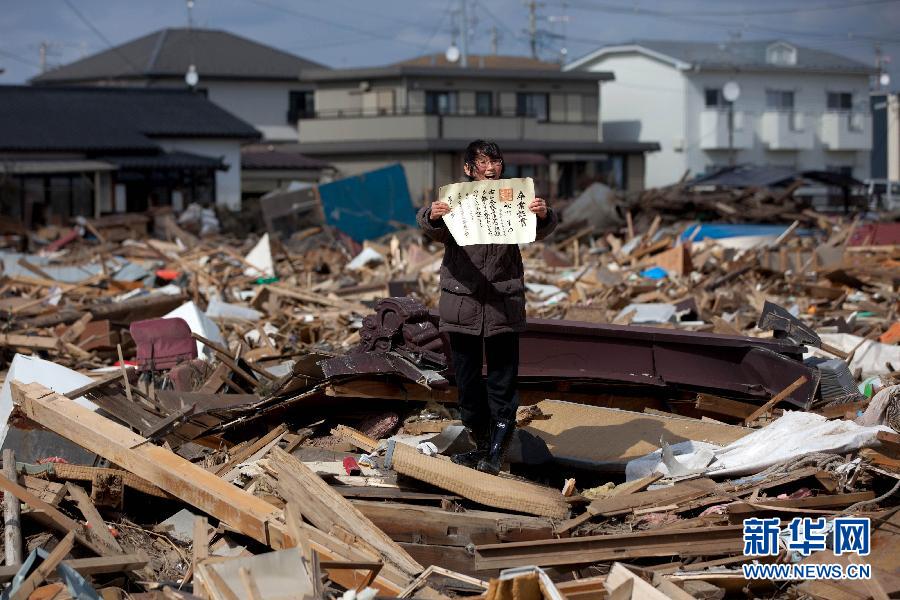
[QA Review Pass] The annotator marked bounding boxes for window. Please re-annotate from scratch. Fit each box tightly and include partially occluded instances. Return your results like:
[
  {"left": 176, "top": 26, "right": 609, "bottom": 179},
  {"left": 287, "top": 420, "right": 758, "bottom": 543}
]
[
  {"left": 287, "top": 91, "right": 315, "bottom": 122},
  {"left": 516, "top": 92, "right": 549, "bottom": 121},
  {"left": 475, "top": 92, "right": 493, "bottom": 116},
  {"left": 766, "top": 42, "right": 797, "bottom": 66},
  {"left": 827, "top": 92, "right": 853, "bottom": 111},
  {"left": 425, "top": 91, "right": 458, "bottom": 115},
  {"left": 705, "top": 88, "right": 733, "bottom": 109},
  {"left": 766, "top": 90, "right": 795, "bottom": 110}
]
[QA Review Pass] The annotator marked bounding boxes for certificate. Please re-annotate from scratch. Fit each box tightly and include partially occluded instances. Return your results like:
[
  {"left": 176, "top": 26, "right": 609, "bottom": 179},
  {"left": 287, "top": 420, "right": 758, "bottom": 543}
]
[{"left": 438, "top": 177, "right": 536, "bottom": 246}]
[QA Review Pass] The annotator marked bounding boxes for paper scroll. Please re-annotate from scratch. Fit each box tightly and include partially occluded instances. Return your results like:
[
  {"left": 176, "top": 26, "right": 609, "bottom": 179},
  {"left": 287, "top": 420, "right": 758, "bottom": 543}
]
[{"left": 438, "top": 177, "right": 536, "bottom": 246}]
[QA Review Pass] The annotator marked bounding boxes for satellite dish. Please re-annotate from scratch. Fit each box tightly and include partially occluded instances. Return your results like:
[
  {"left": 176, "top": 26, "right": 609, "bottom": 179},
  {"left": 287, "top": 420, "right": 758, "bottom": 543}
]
[
  {"left": 880, "top": 73, "right": 891, "bottom": 87},
  {"left": 185, "top": 64, "right": 199, "bottom": 87},
  {"left": 722, "top": 80, "right": 740, "bottom": 103},
  {"left": 445, "top": 45, "right": 461, "bottom": 63}
]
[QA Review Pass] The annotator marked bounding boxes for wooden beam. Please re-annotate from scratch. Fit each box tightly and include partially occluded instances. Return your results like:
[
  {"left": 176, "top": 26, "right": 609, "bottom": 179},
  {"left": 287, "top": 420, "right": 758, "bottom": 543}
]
[
  {"left": 12, "top": 382, "right": 289, "bottom": 550},
  {"left": 0, "top": 554, "right": 148, "bottom": 583},
  {"left": 0, "top": 334, "right": 59, "bottom": 351},
  {"left": 193, "top": 517, "right": 209, "bottom": 599},
  {"left": 386, "top": 441, "right": 569, "bottom": 519},
  {"left": 3, "top": 449, "right": 23, "bottom": 566}
]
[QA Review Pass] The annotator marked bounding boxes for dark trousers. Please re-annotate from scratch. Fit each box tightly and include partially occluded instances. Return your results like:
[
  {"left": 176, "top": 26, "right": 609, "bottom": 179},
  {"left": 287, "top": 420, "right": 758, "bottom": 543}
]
[{"left": 448, "top": 332, "right": 520, "bottom": 432}]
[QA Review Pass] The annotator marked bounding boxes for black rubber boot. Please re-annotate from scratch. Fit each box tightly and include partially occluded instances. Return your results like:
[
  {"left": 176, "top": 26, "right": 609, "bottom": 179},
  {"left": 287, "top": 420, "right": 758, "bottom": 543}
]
[
  {"left": 450, "top": 424, "right": 489, "bottom": 468},
  {"left": 476, "top": 419, "right": 515, "bottom": 475}
]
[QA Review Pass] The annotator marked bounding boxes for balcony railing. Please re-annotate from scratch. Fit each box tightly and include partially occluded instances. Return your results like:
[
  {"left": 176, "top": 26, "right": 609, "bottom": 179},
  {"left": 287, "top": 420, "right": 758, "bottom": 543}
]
[
  {"left": 820, "top": 111, "right": 871, "bottom": 151},
  {"left": 296, "top": 109, "right": 600, "bottom": 144},
  {"left": 760, "top": 110, "right": 814, "bottom": 150},
  {"left": 699, "top": 109, "right": 754, "bottom": 150},
  {"left": 303, "top": 106, "right": 597, "bottom": 123}
]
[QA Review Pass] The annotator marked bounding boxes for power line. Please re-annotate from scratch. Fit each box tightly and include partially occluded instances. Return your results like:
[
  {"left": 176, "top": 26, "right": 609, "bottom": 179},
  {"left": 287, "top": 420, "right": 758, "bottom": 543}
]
[
  {"left": 61, "top": 0, "right": 143, "bottom": 74},
  {"left": 417, "top": 0, "right": 456, "bottom": 56},
  {"left": 0, "top": 48, "right": 42, "bottom": 69},
  {"left": 241, "top": 0, "right": 430, "bottom": 50},
  {"left": 565, "top": 0, "right": 900, "bottom": 19}
]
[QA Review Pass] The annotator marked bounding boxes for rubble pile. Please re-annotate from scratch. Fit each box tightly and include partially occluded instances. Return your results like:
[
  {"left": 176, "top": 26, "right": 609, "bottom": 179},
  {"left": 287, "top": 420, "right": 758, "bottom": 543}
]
[{"left": 0, "top": 207, "right": 897, "bottom": 599}]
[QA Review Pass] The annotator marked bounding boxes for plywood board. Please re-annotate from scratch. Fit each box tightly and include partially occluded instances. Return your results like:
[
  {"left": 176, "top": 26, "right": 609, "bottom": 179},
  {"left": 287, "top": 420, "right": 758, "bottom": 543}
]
[{"left": 523, "top": 400, "right": 750, "bottom": 468}]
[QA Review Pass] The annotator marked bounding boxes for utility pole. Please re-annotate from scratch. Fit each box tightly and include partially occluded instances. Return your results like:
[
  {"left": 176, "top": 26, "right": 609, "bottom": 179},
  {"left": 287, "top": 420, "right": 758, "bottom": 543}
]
[
  {"left": 186, "top": 0, "right": 195, "bottom": 30},
  {"left": 875, "top": 44, "right": 884, "bottom": 91},
  {"left": 490, "top": 26, "right": 499, "bottom": 55},
  {"left": 39, "top": 41, "right": 48, "bottom": 73},
  {"left": 460, "top": 0, "right": 469, "bottom": 67},
  {"left": 527, "top": 0, "right": 537, "bottom": 59}
]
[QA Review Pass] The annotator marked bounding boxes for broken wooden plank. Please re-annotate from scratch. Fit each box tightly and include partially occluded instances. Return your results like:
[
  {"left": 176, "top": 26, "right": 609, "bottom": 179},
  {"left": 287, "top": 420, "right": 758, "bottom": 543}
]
[
  {"left": 0, "top": 334, "right": 60, "bottom": 351},
  {"left": 269, "top": 446, "right": 422, "bottom": 581},
  {"left": 193, "top": 516, "right": 209, "bottom": 599},
  {"left": 727, "top": 491, "right": 877, "bottom": 516},
  {"left": 22, "top": 476, "right": 66, "bottom": 506},
  {"left": 3, "top": 449, "right": 22, "bottom": 566},
  {"left": 557, "top": 478, "right": 718, "bottom": 534},
  {"left": 352, "top": 500, "right": 556, "bottom": 547},
  {"left": 65, "top": 483, "right": 123, "bottom": 553},
  {"left": 0, "top": 472, "right": 119, "bottom": 557},
  {"left": 331, "top": 425, "right": 379, "bottom": 453},
  {"left": 45, "top": 463, "right": 170, "bottom": 499},
  {"left": 695, "top": 394, "right": 757, "bottom": 420},
  {"left": 62, "top": 372, "right": 125, "bottom": 401},
  {"left": 12, "top": 381, "right": 289, "bottom": 550},
  {"left": 0, "top": 554, "right": 148, "bottom": 583},
  {"left": 743, "top": 376, "right": 808, "bottom": 425},
  {"left": 385, "top": 440, "right": 569, "bottom": 519},
  {"left": 475, "top": 525, "right": 745, "bottom": 570},
  {"left": 215, "top": 424, "right": 287, "bottom": 477}
]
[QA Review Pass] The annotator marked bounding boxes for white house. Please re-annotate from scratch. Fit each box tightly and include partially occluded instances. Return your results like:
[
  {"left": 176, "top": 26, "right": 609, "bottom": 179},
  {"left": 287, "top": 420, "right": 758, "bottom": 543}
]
[{"left": 565, "top": 40, "right": 875, "bottom": 188}]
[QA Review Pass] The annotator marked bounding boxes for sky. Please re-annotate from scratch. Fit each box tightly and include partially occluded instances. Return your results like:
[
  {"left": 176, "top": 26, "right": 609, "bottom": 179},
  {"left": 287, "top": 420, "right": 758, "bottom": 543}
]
[{"left": 1, "top": 0, "right": 899, "bottom": 87}]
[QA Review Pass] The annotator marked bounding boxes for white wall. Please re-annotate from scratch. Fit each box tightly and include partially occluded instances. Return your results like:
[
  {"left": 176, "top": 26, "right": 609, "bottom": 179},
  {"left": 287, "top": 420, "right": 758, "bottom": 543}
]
[
  {"left": 156, "top": 138, "right": 243, "bottom": 211},
  {"left": 685, "top": 71, "right": 871, "bottom": 179},
  {"left": 572, "top": 51, "right": 872, "bottom": 186},
  {"left": 576, "top": 53, "right": 688, "bottom": 188},
  {"left": 204, "top": 81, "right": 305, "bottom": 142}
]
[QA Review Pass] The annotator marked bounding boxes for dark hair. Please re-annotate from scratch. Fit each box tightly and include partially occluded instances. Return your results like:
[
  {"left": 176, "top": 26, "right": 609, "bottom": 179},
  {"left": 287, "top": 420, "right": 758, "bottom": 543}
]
[{"left": 464, "top": 139, "right": 504, "bottom": 180}]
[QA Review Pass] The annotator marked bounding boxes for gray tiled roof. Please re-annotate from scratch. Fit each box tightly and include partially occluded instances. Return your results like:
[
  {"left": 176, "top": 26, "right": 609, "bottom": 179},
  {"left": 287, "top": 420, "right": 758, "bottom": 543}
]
[
  {"left": 580, "top": 40, "right": 872, "bottom": 73},
  {"left": 31, "top": 28, "right": 326, "bottom": 83},
  {"left": 0, "top": 86, "right": 260, "bottom": 151}
]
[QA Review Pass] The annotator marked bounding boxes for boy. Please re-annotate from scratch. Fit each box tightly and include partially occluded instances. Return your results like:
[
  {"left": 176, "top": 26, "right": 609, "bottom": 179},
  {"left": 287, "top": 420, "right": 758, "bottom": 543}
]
[{"left": 416, "top": 140, "right": 557, "bottom": 474}]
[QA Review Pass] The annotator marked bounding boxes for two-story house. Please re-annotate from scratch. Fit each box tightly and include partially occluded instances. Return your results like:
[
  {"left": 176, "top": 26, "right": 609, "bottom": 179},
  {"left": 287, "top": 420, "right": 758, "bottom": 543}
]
[
  {"left": 283, "top": 54, "right": 659, "bottom": 203},
  {"left": 31, "top": 28, "right": 326, "bottom": 143},
  {"left": 565, "top": 40, "right": 875, "bottom": 188}
]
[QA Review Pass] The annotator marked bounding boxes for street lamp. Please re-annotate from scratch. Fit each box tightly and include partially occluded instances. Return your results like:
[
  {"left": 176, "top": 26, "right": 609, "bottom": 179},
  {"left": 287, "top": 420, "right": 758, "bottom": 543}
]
[{"left": 723, "top": 81, "right": 741, "bottom": 167}]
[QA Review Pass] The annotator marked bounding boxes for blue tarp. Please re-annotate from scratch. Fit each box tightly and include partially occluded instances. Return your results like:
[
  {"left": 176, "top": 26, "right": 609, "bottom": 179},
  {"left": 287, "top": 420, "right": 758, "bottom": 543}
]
[
  {"left": 680, "top": 223, "right": 813, "bottom": 242},
  {"left": 318, "top": 164, "right": 417, "bottom": 242}
]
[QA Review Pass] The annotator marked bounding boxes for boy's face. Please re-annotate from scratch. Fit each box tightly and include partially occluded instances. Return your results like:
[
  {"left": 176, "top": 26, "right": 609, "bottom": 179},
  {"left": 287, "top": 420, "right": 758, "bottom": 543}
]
[{"left": 465, "top": 153, "right": 503, "bottom": 181}]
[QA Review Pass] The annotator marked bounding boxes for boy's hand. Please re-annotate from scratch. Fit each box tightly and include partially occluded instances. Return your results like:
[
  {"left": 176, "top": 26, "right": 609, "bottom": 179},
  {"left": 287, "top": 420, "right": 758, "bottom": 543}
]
[
  {"left": 429, "top": 201, "right": 450, "bottom": 221},
  {"left": 529, "top": 197, "right": 548, "bottom": 219}
]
